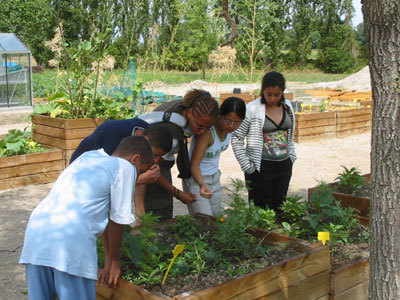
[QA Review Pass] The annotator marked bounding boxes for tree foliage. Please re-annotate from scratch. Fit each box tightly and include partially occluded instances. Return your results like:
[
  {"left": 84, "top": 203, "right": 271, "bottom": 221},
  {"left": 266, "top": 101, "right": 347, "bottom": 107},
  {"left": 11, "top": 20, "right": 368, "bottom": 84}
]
[
  {"left": 316, "top": 0, "right": 358, "bottom": 73},
  {"left": 0, "top": 0, "right": 366, "bottom": 72},
  {"left": 0, "top": 0, "right": 55, "bottom": 65}
]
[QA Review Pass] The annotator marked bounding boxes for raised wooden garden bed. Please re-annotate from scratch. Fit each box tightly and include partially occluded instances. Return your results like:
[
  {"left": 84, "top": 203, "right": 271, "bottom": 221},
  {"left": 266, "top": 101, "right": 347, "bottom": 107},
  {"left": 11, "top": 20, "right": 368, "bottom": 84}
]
[
  {"left": 295, "top": 111, "right": 336, "bottom": 143},
  {"left": 220, "top": 93, "right": 257, "bottom": 104},
  {"left": 335, "top": 108, "right": 372, "bottom": 138},
  {"left": 294, "top": 107, "right": 372, "bottom": 142},
  {"left": 329, "top": 258, "right": 369, "bottom": 300},
  {"left": 32, "top": 114, "right": 104, "bottom": 168},
  {"left": 307, "top": 174, "right": 371, "bottom": 227},
  {"left": 97, "top": 229, "right": 331, "bottom": 300},
  {"left": 219, "top": 93, "right": 294, "bottom": 104},
  {"left": 0, "top": 149, "right": 63, "bottom": 190}
]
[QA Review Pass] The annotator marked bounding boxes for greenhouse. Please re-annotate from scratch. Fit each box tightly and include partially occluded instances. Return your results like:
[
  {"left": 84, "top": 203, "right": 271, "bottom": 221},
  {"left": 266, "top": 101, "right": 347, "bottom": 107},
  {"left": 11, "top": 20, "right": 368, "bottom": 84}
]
[{"left": 0, "top": 33, "right": 33, "bottom": 107}]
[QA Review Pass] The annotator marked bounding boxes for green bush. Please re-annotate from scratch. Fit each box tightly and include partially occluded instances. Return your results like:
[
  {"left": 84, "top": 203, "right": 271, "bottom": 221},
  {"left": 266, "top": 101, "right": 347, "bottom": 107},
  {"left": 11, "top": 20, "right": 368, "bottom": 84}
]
[
  {"left": 318, "top": 25, "right": 356, "bottom": 73},
  {"left": 318, "top": 46, "right": 355, "bottom": 73}
]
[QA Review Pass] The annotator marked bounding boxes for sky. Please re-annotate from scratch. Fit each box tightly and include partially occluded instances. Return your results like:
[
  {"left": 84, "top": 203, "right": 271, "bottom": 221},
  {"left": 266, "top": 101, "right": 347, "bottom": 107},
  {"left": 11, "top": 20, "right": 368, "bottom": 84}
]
[{"left": 352, "top": 0, "right": 363, "bottom": 26}]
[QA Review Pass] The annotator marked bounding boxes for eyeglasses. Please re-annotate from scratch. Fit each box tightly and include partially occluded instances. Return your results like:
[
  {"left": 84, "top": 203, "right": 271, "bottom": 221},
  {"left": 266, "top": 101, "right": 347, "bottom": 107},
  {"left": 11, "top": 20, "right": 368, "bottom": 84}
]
[
  {"left": 192, "top": 118, "right": 212, "bottom": 131},
  {"left": 223, "top": 117, "right": 242, "bottom": 127}
]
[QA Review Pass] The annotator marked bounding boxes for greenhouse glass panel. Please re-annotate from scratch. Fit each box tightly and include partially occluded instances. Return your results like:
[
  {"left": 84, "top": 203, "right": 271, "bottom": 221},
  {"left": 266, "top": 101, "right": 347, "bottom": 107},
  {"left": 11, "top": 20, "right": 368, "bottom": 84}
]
[{"left": 0, "top": 33, "right": 32, "bottom": 108}]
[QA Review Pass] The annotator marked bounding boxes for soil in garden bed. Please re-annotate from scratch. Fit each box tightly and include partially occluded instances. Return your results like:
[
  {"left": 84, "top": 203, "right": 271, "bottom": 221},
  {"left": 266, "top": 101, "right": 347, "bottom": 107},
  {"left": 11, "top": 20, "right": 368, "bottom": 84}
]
[
  {"left": 330, "top": 242, "right": 369, "bottom": 269},
  {"left": 150, "top": 243, "right": 302, "bottom": 297},
  {"left": 117, "top": 220, "right": 305, "bottom": 298}
]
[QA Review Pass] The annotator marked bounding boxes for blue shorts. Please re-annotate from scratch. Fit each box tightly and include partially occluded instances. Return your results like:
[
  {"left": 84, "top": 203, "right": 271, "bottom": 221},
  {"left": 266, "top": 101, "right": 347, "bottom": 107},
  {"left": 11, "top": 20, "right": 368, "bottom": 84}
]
[{"left": 25, "top": 264, "right": 95, "bottom": 300}]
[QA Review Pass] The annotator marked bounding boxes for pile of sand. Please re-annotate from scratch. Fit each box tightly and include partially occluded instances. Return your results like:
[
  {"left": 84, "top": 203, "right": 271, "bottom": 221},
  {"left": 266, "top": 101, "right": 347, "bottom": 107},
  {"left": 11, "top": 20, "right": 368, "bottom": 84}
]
[{"left": 312, "top": 66, "right": 371, "bottom": 91}]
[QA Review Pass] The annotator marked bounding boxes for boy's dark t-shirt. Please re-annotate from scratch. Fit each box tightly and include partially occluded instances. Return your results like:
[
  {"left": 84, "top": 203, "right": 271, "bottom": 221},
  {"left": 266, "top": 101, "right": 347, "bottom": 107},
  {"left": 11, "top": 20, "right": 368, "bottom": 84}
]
[{"left": 70, "top": 118, "right": 149, "bottom": 163}]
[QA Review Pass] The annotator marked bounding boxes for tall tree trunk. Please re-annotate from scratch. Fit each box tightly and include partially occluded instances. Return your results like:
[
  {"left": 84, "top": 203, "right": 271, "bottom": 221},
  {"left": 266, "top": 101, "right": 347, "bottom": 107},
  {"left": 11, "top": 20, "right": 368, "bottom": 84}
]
[
  {"left": 363, "top": 1, "right": 400, "bottom": 299},
  {"left": 202, "top": 61, "right": 206, "bottom": 79}
]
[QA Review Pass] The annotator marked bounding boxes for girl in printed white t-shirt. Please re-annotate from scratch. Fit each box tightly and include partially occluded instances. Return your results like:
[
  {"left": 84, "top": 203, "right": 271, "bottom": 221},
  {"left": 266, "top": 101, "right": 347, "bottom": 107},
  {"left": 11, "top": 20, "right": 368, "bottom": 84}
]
[{"left": 182, "top": 97, "right": 246, "bottom": 216}]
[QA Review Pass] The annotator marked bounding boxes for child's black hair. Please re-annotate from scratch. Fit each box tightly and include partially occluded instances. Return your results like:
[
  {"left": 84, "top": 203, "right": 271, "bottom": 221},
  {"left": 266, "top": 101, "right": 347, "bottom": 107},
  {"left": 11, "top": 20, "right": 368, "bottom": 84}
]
[
  {"left": 114, "top": 136, "right": 153, "bottom": 166},
  {"left": 260, "top": 71, "right": 286, "bottom": 106},
  {"left": 220, "top": 97, "right": 246, "bottom": 120},
  {"left": 144, "top": 124, "right": 173, "bottom": 153}
]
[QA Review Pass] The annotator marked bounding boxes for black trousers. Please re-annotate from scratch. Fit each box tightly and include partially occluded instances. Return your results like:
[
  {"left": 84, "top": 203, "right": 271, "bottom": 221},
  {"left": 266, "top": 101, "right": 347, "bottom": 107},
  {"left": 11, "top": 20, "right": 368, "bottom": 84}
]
[
  {"left": 244, "top": 158, "right": 293, "bottom": 212},
  {"left": 144, "top": 159, "right": 175, "bottom": 221}
]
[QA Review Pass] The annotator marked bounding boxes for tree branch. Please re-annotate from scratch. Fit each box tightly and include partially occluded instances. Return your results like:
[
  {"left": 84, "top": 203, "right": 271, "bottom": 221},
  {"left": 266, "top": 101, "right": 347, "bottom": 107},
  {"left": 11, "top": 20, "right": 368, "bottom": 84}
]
[{"left": 219, "top": 0, "right": 238, "bottom": 47}]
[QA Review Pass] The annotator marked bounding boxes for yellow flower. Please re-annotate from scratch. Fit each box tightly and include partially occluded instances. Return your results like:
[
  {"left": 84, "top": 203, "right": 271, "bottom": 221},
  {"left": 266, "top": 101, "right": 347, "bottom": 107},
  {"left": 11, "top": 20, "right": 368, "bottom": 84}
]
[
  {"left": 219, "top": 217, "right": 225, "bottom": 222},
  {"left": 28, "top": 141, "right": 36, "bottom": 148}
]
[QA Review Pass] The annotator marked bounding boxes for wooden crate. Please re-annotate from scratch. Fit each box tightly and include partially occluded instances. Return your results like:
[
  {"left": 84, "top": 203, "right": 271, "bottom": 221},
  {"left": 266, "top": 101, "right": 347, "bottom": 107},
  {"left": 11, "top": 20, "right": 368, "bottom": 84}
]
[
  {"left": 0, "top": 150, "right": 63, "bottom": 190},
  {"left": 295, "top": 111, "right": 336, "bottom": 142},
  {"left": 97, "top": 229, "right": 331, "bottom": 300},
  {"left": 32, "top": 115, "right": 104, "bottom": 168}
]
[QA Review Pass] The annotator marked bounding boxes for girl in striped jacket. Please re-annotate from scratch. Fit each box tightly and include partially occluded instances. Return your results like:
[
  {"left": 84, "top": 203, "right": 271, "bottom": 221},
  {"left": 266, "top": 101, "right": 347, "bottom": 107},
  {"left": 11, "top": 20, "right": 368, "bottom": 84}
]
[{"left": 231, "top": 71, "right": 296, "bottom": 212}]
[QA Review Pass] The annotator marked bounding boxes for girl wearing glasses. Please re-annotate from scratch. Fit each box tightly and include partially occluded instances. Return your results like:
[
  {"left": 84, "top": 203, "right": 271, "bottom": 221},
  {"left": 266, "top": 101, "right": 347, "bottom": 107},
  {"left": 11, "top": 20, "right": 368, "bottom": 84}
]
[
  {"left": 183, "top": 97, "right": 246, "bottom": 216},
  {"left": 137, "top": 89, "right": 220, "bottom": 220},
  {"left": 232, "top": 71, "right": 296, "bottom": 212}
]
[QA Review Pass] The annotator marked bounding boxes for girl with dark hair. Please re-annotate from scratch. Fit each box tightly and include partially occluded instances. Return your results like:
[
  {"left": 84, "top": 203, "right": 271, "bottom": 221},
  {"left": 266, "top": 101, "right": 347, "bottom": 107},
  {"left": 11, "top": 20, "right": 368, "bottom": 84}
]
[
  {"left": 232, "top": 71, "right": 296, "bottom": 212},
  {"left": 183, "top": 97, "right": 246, "bottom": 216},
  {"left": 138, "top": 89, "right": 220, "bottom": 220}
]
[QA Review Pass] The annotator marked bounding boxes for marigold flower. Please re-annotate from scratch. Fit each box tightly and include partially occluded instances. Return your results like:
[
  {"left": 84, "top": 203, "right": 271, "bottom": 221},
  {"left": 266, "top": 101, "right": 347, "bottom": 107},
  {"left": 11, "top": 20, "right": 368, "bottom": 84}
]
[{"left": 219, "top": 217, "right": 225, "bottom": 222}]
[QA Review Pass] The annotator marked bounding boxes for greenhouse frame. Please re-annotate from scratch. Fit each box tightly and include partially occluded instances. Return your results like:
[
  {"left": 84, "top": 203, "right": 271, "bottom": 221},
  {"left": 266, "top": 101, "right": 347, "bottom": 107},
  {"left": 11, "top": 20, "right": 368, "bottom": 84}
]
[{"left": 0, "top": 33, "right": 33, "bottom": 108}]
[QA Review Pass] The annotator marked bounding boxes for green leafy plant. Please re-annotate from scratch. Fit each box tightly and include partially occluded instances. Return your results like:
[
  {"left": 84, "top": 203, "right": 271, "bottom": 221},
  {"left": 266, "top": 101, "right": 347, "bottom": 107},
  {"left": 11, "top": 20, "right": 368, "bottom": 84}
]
[
  {"left": 278, "top": 186, "right": 369, "bottom": 245},
  {"left": 224, "top": 178, "right": 277, "bottom": 231},
  {"left": 120, "top": 213, "right": 169, "bottom": 287},
  {"left": 35, "top": 19, "right": 138, "bottom": 120},
  {"left": 99, "top": 195, "right": 277, "bottom": 291},
  {"left": 335, "top": 166, "right": 365, "bottom": 194},
  {"left": 0, "top": 129, "right": 48, "bottom": 157},
  {"left": 319, "top": 100, "right": 329, "bottom": 112}
]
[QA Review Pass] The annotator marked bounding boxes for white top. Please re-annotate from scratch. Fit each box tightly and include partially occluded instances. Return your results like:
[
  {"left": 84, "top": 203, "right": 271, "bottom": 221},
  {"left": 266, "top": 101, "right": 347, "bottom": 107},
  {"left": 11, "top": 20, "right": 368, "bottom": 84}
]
[
  {"left": 19, "top": 149, "right": 136, "bottom": 280},
  {"left": 189, "top": 127, "right": 231, "bottom": 176}
]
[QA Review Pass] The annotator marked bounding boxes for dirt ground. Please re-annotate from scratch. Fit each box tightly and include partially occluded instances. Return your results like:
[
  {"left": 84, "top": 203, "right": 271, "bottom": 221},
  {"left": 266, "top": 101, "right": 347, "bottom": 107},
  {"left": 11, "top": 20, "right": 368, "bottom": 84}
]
[{"left": 0, "top": 77, "right": 372, "bottom": 299}]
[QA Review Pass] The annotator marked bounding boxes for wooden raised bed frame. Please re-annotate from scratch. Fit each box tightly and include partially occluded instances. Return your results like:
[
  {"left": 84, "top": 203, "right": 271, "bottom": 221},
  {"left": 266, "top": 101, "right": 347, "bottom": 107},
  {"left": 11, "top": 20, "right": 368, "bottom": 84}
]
[
  {"left": 97, "top": 228, "right": 331, "bottom": 300},
  {"left": 295, "top": 107, "right": 372, "bottom": 142},
  {"left": 219, "top": 93, "right": 294, "bottom": 104},
  {"left": 0, "top": 149, "right": 63, "bottom": 190},
  {"left": 335, "top": 108, "right": 372, "bottom": 138},
  {"left": 32, "top": 114, "right": 104, "bottom": 168},
  {"left": 295, "top": 111, "right": 336, "bottom": 143},
  {"left": 329, "top": 258, "right": 369, "bottom": 300},
  {"left": 307, "top": 175, "right": 371, "bottom": 299}
]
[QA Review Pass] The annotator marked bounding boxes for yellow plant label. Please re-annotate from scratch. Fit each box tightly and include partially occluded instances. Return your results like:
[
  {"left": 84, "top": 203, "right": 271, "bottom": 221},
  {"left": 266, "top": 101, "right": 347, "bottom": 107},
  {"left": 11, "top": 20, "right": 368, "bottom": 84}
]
[
  {"left": 318, "top": 232, "right": 330, "bottom": 246},
  {"left": 162, "top": 244, "right": 185, "bottom": 285}
]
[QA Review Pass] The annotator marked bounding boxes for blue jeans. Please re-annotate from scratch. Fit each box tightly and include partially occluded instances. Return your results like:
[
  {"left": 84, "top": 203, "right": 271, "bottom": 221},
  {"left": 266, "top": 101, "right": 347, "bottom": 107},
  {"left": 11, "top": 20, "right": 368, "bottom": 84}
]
[
  {"left": 25, "top": 264, "right": 95, "bottom": 300},
  {"left": 182, "top": 170, "right": 222, "bottom": 217}
]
